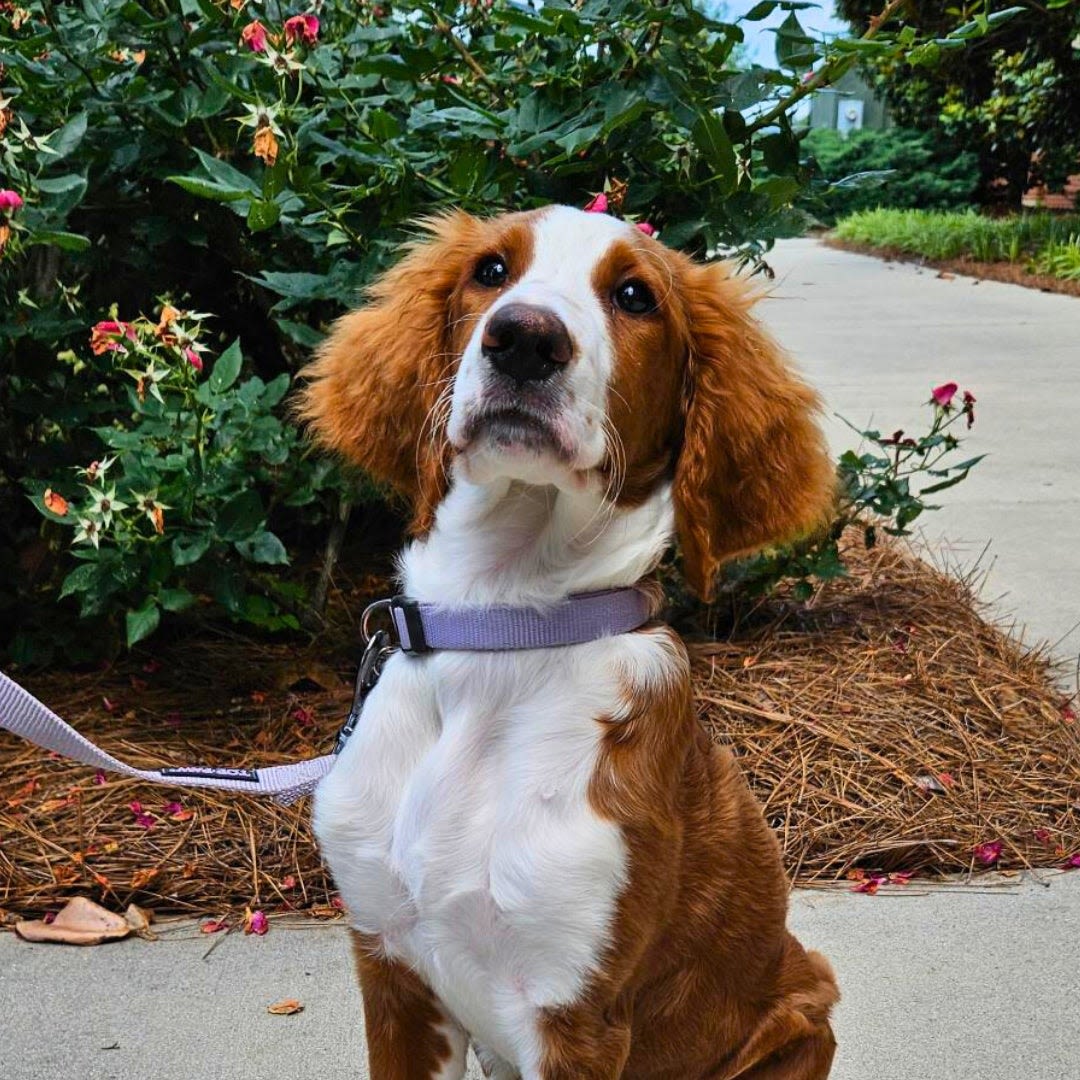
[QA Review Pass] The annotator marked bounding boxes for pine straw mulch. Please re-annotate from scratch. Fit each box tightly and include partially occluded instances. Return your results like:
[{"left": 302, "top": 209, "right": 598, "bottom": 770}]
[
  {"left": 823, "top": 236, "right": 1080, "bottom": 299},
  {"left": 2, "top": 535, "right": 1079, "bottom": 923}
]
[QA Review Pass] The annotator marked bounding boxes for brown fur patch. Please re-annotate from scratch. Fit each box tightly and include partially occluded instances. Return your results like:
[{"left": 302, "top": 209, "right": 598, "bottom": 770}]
[
  {"left": 351, "top": 930, "right": 460, "bottom": 1079},
  {"left": 670, "top": 261, "right": 835, "bottom": 599},
  {"left": 535, "top": 629, "right": 838, "bottom": 1079},
  {"left": 297, "top": 210, "right": 537, "bottom": 534},
  {"left": 591, "top": 236, "right": 834, "bottom": 598}
]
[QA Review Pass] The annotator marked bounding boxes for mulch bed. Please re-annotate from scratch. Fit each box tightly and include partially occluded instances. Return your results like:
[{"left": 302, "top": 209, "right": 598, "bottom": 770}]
[
  {"left": 1, "top": 535, "right": 1078, "bottom": 921},
  {"left": 824, "top": 237, "right": 1080, "bottom": 299}
]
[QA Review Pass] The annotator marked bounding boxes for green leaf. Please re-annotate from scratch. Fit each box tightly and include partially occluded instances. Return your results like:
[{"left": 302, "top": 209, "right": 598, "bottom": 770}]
[
  {"left": 158, "top": 587, "right": 195, "bottom": 612},
  {"left": 209, "top": 338, "right": 243, "bottom": 392},
  {"left": 775, "top": 11, "right": 815, "bottom": 70},
  {"left": 276, "top": 318, "right": 325, "bottom": 348},
  {"left": 247, "top": 199, "right": 281, "bottom": 233},
  {"left": 59, "top": 563, "right": 99, "bottom": 600},
  {"left": 47, "top": 113, "right": 88, "bottom": 159},
  {"left": 35, "top": 174, "right": 86, "bottom": 195},
  {"left": 126, "top": 600, "right": 161, "bottom": 648},
  {"left": 26, "top": 230, "right": 92, "bottom": 252},
  {"left": 167, "top": 175, "right": 248, "bottom": 202},
  {"left": 216, "top": 489, "right": 265, "bottom": 541},
  {"left": 692, "top": 111, "right": 737, "bottom": 193},
  {"left": 237, "top": 529, "right": 289, "bottom": 565},
  {"left": 172, "top": 532, "right": 212, "bottom": 567}
]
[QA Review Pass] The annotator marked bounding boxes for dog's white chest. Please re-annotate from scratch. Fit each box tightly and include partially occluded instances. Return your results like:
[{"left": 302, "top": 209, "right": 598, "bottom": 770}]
[{"left": 313, "top": 645, "right": 628, "bottom": 1066}]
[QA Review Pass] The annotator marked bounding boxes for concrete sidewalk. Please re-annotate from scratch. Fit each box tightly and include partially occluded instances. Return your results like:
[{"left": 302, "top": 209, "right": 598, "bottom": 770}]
[
  {"left": 761, "top": 239, "right": 1080, "bottom": 660},
  {"left": 2, "top": 240, "right": 1078, "bottom": 1079},
  {"left": 2, "top": 874, "right": 1078, "bottom": 1080}
]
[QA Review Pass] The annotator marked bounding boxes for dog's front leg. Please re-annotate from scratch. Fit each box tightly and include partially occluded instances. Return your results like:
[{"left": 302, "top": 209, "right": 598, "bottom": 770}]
[
  {"left": 529, "top": 1001, "right": 631, "bottom": 1080},
  {"left": 352, "top": 931, "right": 468, "bottom": 1080}
]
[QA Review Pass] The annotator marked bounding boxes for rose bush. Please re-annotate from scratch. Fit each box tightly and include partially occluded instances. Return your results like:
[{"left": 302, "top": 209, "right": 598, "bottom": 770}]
[{"left": 0, "top": 1, "right": 989, "bottom": 659}]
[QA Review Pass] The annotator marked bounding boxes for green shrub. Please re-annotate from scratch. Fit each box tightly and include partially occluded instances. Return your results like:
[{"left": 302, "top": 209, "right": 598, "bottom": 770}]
[
  {"left": 802, "top": 126, "right": 979, "bottom": 222},
  {"left": 833, "top": 208, "right": 1080, "bottom": 262},
  {"left": 0, "top": 2, "right": 991, "bottom": 660},
  {"left": 15, "top": 309, "right": 345, "bottom": 662}
]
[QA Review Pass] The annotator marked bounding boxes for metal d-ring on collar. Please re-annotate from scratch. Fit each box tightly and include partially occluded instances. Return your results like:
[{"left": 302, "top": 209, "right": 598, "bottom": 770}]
[{"left": 333, "top": 600, "right": 398, "bottom": 755}]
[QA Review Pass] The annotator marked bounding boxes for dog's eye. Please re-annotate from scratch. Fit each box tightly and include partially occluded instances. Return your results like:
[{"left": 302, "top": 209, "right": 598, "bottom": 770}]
[
  {"left": 613, "top": 279, "right": 657, "bottom": 315},
  {"left": 474, "top": 256, "right": 509, "bottom": 288}
]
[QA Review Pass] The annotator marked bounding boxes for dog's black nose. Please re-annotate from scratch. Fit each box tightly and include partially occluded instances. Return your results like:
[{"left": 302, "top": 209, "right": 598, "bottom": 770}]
[{"left": 481, "top": 303, "right": 572, "bottom": 385}]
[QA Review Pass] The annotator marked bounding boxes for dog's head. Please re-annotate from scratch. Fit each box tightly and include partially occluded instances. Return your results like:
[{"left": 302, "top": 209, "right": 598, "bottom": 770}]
[{"left": 299, "top": 205, "right": 833, "bottom": 599}]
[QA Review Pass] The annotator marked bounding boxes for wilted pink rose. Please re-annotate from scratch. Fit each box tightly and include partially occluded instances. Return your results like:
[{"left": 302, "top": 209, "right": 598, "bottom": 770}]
[
  {"left": 246, "top": 909, "right": 269, "bottom": 935},
  {"left": 583, "top": 192, "right": 609, "bottom": 214},
  {"left": 134, "top": 812, "right": 156, "bottom": 830},
  {"left": 284, "top": 13, "right": 319, "bottom": 46},
  {"left": 241, "top": 20, "right": 269, "bottom": 52},
  {"left": 1033, "top": 827, "right": 1052, "bottom": 844},
  {"left": 962, "top": 389, "right": 976, "bottom": 428},
  {"left": 90, "top": 320, "right": 137, "bottom": 356},
  {"left": 128, "top": 800, "right": 143, "bottom": 815},
  {"left": 291, "top": 705, "right": 315, "bottom": 727},
  {"left": 931, "top": 382, "right": 959, "bottom": 408},
  {"left": 93, "top": 770, "right": 107, "bottom": 785},
  {"left": 974, "top": 840, "right": 1004, "bottom": 866},
  {"left": 0, "top": 189, "right": 24, "bottom": 213},
  {"left": 163, "top": 801, "right": 183, "bottom": 817},
  {"left": 184, "top": 347, "right": 203, "bottom": 372},
  {"left": 635, "top": 221, "right": 657, "bottom": 237},
  {"left": 1065, "top": 853, "right": 1080, "bottom": 869}
]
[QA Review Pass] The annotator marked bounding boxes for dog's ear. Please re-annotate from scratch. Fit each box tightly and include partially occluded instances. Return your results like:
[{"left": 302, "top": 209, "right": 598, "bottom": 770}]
[
  {"left": 672, "top": 262, "right": 835, "bottom": 601},
  {"left": 298, "top": 212, "right": 483, "bottom": 533}
]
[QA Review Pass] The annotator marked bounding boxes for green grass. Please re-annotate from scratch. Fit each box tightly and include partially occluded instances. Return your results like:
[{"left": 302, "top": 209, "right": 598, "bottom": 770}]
[
  {"left": 1032, "top": 236, "right": 1080, "bottom": 281},
  {"left": 833, "top": 209, "right": 1080, "bottom": 272}
]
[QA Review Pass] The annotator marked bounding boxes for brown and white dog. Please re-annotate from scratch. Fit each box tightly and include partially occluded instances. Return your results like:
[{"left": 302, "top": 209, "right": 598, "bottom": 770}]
[{"left": 300, "top": 206, "right": 839, "bottom": 1080}]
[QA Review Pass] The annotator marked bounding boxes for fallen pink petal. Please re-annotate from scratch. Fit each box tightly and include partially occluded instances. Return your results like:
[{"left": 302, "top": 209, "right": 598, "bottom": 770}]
[{"left": 974, "top": 840, "right": 1004, "bottom": 866}]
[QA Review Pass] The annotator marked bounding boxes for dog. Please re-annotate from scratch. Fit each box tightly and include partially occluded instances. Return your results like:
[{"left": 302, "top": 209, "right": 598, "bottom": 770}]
[{"left": 300, "top": 205, "right": 839, "bottom": 1079}]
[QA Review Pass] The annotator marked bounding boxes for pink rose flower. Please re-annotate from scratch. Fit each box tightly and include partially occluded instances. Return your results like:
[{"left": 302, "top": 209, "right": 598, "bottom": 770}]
[
  {"left": 284, "top": 13, "right": 319, "bottom": 46},
  {"left": 0, "top": 189, "right": 24, "bottom": 213},
  {"left": 583, "top": 192, "right": 609, "bottom": 214},
  {"left": 635, "top": 221, "right": 657, "bottom": 237},
  {"left": 184, "top": 347, "right": 203, "bottom": 372},
  {"left": 930, "top": 382, "right": 958, "bottom": 408},
  {"left": 241, "top": 20, "right": 269, "bottom": 53}
]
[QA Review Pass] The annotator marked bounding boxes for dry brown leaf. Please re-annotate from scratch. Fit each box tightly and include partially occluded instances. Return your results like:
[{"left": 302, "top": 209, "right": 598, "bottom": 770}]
[
  {"left": 267, "top": 999, "right": 304, "bottom": 1016},
  {"left": 124, "top": 903, "right": 155, "bottom": 940},
  {"left": 14, "top": 897, "right": 132, "bottom": 946}
]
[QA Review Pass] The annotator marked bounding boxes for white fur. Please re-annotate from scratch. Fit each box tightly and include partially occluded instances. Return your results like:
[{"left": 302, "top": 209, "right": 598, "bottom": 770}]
[
  {"left": 313, "top": 207, "right": 683, "bottom": 1078},
  {"left": 449, "top": 206, "right": 632, "bottom": 487}
]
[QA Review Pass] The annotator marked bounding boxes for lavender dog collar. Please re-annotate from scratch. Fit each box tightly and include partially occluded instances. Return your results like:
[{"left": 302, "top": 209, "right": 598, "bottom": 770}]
[{"left": 376, "top": 587, "right": 655, "bottom": 654}]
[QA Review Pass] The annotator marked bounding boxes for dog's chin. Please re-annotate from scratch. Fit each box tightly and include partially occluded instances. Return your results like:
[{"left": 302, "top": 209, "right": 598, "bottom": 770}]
[{"left": 455, "top": 407, "right": 580, "bottom": 485}]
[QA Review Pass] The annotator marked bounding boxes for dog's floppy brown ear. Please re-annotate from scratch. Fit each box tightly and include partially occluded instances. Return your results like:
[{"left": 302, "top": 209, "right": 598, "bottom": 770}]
[
  {"left": 298, "top": 211, "right": 483, "bottom": 533},
  {"left": 673, "top": 262, "right": 834, "bottom": 601}
]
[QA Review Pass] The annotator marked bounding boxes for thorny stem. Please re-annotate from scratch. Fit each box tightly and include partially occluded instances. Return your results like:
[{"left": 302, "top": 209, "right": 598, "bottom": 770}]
[
  {"left": 746, "top": 0, "right": 908, "bottom": 136},
  {"left": 421, "top": 4, "right": 496, "bottom": 89}
]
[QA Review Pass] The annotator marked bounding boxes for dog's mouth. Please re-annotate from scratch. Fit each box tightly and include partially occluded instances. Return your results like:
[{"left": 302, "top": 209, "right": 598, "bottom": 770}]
[{"left": 462, "top": 404, "right": 572, "bottom": 461}]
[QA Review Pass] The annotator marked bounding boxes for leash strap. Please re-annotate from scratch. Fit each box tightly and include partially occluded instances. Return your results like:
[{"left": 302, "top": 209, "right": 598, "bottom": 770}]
[
  {"left": 0, "top": 671, "right": 333, "bottom": 805},
  {"left": 0, "top": 588, "right": 654, "bottom": 804}
]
